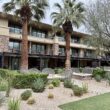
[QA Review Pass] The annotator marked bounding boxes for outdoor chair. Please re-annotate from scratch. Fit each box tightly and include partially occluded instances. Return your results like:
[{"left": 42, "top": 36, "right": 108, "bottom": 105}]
[
  {"left": 71, "top": 68, "right": 80, "bottom": 73},
  {"left": 28, "top": 68, "right": 41, "bottom": 74},
  {"left": 42, "top": 68, "right": 55, "bottom": 74},
  {"left": 83, "top": 67, "right": 93, "bottom": 74},
  {"left": 61, "top": 69, "right": 73, "bottom": 79}
]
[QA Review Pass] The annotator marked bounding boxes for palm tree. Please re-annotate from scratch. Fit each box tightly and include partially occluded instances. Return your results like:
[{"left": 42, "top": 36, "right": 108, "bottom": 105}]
[
  {"left": 3, "top": 0, "right": 48, "bottom": 72},
  {"left": 51, "top": 0, "right": 85, "bottom": 69}
]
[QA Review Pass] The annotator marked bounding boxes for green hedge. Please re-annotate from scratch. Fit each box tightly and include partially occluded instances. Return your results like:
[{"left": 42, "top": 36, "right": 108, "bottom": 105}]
[
  {"left": 0, "top": 69, "right": 18, "bottom": 78},
  {"left": 12, "top": 74, "right": 48, "bottom": 89},
  {"left": 92, "top": 68, "right": 106, "bottom": 78},
  {"left": 0, "top": 69, "right": 48, "bottom": 89}
]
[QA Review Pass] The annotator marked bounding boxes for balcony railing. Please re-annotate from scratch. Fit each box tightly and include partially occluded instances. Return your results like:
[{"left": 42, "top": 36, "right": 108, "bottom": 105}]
[
  {"left": 9, "top": 48, "right": 21, "bottom": 53},
  {"left": 71, "top": 53, "right": 80, "bottom": 57},
  {"left": 84, "top": 54, "right": 96, "bottom": 58},
  {"left": 9, "top": 27, "right": 22, "bottom": 34}
]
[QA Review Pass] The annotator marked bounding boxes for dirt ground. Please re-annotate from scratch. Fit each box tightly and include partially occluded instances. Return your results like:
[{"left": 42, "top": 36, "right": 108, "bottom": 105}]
[{"left": 1, "top": 79, "right": 110, "bottom": 110}]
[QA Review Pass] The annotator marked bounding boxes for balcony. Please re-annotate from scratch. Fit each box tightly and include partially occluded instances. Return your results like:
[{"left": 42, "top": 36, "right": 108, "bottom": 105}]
[
  {"left": 84, "top": 54, "right": 96, "bottom": 58},
  {"left": 9, "top": 48, "right": 21, "bottom": 53},
  {"left": 9, "top": 27, "right": 22, "bottom": 34},
  {"left": 71, "top": 53, "right": 80, "bottom": 57}
]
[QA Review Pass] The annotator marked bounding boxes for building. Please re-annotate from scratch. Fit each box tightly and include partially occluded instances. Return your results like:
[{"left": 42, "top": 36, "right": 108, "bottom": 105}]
[{"left": 0, "top": 12, "right": 109, "bottom": 70}]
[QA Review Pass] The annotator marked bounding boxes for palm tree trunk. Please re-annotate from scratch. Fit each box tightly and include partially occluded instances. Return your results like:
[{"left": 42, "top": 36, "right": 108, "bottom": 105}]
[
  {"left": 65, "top": 32, "right": 71, "bottom": 69},
  {"left": 20, "top": 19, "right": 28, "bottom": 72}
]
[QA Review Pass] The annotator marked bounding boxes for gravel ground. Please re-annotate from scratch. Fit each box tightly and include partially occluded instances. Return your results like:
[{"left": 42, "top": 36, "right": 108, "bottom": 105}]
[{"left": 1, "top": 79, "right": 110, "bottom": 110}]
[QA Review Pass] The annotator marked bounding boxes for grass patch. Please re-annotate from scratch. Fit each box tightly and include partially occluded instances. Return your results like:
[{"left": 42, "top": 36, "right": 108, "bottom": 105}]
[{"left": 59, "top": 92, "right": 110, "bottom": 110}]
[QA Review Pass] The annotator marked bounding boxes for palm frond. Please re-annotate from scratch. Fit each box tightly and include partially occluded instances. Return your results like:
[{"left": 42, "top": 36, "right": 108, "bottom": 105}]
[
  {"left": 3, "top": 2, "right": 15, "bottom": 12},
  {"left": 51, "top": 0, "right": 85, "bottom": 29}
]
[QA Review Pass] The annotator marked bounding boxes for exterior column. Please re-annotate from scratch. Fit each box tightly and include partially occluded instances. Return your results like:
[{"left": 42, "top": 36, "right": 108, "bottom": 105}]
[
  {"left": 80, "top": 49, "right": 84, "bottom": 58},
  {"left": 53, "top": 36, "right": 59, "bottom": 55},
  {"left": 46, "top": 45, "right": 51, "bottom": 55},
  {"left": 29, "top": 42, "right": 32, "bottom": 54}
]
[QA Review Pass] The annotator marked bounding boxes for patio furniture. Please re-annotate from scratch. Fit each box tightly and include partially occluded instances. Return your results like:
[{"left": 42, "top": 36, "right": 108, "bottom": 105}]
[
  {"left": 72, "top": 72, "right": 92, "bottom": 80},
  {"left": 83, "top": 67, "right": 93, "bottom": 74},
  {"left": 28, "top": 68, "right": 41, "bottom": 73},
  {"left": 72, "top": 67, "right": 93, "bottom": 80},
  {"left": 48, "top": 69, "right": 73, "bottom": 80},
  {"left": 42, "top": 68, "right": 55, "bottom": 74},
  {"left": 71, "top": 68, "right": 80, "bottom": 73}
]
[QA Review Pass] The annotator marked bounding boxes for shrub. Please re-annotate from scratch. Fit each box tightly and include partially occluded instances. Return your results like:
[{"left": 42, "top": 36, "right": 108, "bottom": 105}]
[
  {"left": 93, "top": 68, "right": 106, "bottom": 78},
  {"left": 64, "top": 79, "right": 73, "bottom": 88},
  {"left": 21, "top": 90, "right": 32, "bottom": 100},
  {"left": 72, "top": 85, "right": 83, "bottom": 96},
  {"left": 48, "top": 93, "right": 54, "bottom": 99},
  {"left": 12, "top": 74, "right": 48, "bottom": 89},
  {"left": 48, "top": 84, "right": 54, "bottom": 89},
  {"left": 72, "top": 85, "right": 79, "bottom": 90},
  {"left": 8, "top": 99, "right": 20, "bottom": 110},
  {"left": 0, "top": 79, "right": 8, "bottom": 91},
  {"left": 32, "top": 78, "right": 45, "bottom": 92},
  {"left": 79, "top": 67, "right": 83, "bottom": 73},
  {"left": 94, "top": 75, "right": 102, "bottom": 82},
  {"left": 27, "top": 97, "right": 36, "bottom": 105},
  {"left": 6, "top": 73, "right": 15, "bottom": 97},
  {"left": 0, "top": 94, "right": 5, "bottom": 106},
  {"left": 82, "top": 83, "right": 88, "bottom": 93},
  {"left": 51, "top": 79, "right": 60, "bottom": 87},
  {"left": 105, "top": 73, "right": 110, "bottom": 85},
  {"left": 0, "top": 69, "right": 18, "bottom": 78},
  {"left": 54, "top": 68, "right": 64, "bottom": 74}
]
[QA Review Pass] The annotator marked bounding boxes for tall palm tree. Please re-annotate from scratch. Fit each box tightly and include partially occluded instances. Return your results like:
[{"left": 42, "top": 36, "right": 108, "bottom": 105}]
[
  {"left": 3, "top": 0, "right": 48, "bottom": 72},
  {"left": 51, "top": 0, "right": 85, "bottom": 69}
]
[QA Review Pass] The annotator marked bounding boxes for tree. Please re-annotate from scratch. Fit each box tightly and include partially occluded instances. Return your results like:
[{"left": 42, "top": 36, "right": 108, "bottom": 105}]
[
  {"left": 85, "top": 0, "right": 110, "bottom": 64},
  {"left": 3, "top": 0, "right": 48, "bottom": 72},
  {"left": 51, "top": 0, "right": 85, "bottom": 69}
]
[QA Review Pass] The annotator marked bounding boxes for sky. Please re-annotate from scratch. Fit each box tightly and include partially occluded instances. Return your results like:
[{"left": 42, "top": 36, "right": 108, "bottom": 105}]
[{"left": 0, "top": 0, "right": 95, "bottom": 33}]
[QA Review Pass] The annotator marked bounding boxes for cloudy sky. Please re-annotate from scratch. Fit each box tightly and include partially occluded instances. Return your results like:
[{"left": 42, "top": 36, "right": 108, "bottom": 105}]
[{"left": 0, "top": 0, "right": 94, "bottom": 33}]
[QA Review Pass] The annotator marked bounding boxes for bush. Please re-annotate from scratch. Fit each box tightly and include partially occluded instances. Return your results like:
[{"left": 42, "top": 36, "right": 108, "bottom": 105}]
[
  {"left": 93, "top": 68, "right": 106, "bottom": 78},
  {"left": 0, "top": 69, "right": 18, "bottom": 78},
  {"left": 8, "top": 99, "right": 20, "bottom": 110},
  {"left": 64, "top": 79, "right": 73, "bottom": 88},
  {"left": 72, "top": 85, "right": 83, "bottom": 96},
  {"left": 0, "top": 79, "right": 8, "bottom": 91},
  {"left": 94, "top": 75, "right": 102, "bottom": 82},
  {"left": 79, "top": 67, "right": 83, "bottom": 73},
  {"left": 72, "top": 85, "right": 79, "bottom": 90},
  {"left": 21, "top": 90, "right": 32, "bottom": 100},
  {"left": 48, "top": 84, "right": 54, "bottom": 89},
  {"left": 13, "top": 74, "right": 48, "bottom": 89},
  {"left": 82, "top": 83, "right": 88, "bottom": 93},
  {"left": 48, "top": 93, "right": 54, "bottom": 99},
  {"left": 27, "top": 97, "right": 36, "bottom": 105},
  {"left": 54, "top": 68, "right": 64, "bottom": 74},
  {"left": 32, "top": 78, "right": 45, "bottom": 92},
  {"left": 51, "top": 79, "right": 60, "bottom": 87}
]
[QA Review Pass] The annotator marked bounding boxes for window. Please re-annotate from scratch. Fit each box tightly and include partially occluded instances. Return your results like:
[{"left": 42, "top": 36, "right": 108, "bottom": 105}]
[
  {"left": 9, "top": 41, "right": 20, "bottom": 52},
  {"left": 31, "top": 28, "right": 46, "bottom": 38},
  {"left": 9, "top": 23, "right": 22, "bottom": 34},
  {"left": 71, "top": 48, "right": 79, "bottom": 57},
  {"left": 71, "top": 37, "right": 80, "bottom": 43},
  {"left": 59, "top": 47, "right": 65, "bottom": 55},
  {"left": 84, "top": 50, "right": 94, "bottom": 58},
  {"left": 31, "top": 44, "right": 45, "bottom": 54}
]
